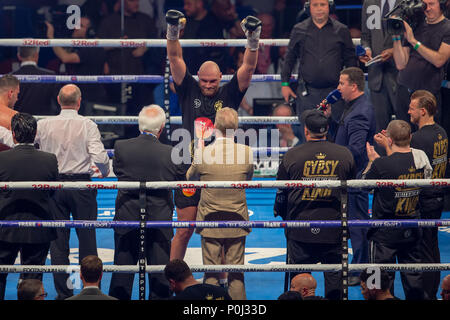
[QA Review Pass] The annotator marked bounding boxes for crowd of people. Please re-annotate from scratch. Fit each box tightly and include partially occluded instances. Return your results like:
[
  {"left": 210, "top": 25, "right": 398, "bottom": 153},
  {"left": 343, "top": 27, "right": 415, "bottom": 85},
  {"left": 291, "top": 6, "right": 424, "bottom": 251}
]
[{"left": 0, "top": 0, "right": 449, "bottom": 301}]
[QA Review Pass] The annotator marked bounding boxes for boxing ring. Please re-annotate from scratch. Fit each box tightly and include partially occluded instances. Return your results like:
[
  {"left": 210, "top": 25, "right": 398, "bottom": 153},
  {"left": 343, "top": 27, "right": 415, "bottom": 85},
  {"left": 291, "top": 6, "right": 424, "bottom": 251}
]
[{"left": 1, "top": 37, "right": 450, "bottom": 300}]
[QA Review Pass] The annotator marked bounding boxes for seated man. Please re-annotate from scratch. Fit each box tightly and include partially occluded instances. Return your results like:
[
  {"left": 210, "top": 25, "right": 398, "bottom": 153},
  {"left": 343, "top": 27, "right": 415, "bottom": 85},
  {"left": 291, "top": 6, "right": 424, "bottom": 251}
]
[
  {"left": 164, "top": 259, "right": 231, "bottom": 300},
  {"left": 359, "top": 268, "right": 400, "bottom": 300},
  {"left": 66, "top": 255, "right": 117, "bottom": 300},
  {"left": 17, "top": 279, "right": 47, "bottom": 300}
]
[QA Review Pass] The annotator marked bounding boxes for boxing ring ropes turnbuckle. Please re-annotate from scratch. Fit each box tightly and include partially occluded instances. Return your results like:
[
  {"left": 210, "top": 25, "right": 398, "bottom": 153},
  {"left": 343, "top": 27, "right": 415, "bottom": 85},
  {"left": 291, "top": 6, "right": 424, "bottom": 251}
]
[
  {"left": 1, "top": 37, "right": 450, "bottom": 300},
  {"left": 1, "top": 180, "right": 450, "bottom": 301}
]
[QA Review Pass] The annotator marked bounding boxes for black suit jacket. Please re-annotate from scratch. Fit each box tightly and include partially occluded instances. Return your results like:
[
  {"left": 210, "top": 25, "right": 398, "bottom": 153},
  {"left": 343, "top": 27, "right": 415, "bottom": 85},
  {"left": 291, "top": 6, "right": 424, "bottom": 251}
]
[
  {"left": 65, "top": 287, "right": 118, "bottom": 300},
  {"left": 0, "top": 145, "right": 59, "bottom": 243},
  {"left": 12, "top": 64, "right": 59, "bottom": 115},
  {"left": 113, "top": 134, "right": 184, "bottom": 239}
]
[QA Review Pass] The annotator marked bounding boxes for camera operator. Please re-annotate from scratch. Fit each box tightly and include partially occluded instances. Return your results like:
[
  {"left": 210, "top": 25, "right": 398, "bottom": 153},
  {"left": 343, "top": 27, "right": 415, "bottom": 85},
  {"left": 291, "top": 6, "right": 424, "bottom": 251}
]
[{"left": 392, "top": 0, "right": 450, "bottom": 125}]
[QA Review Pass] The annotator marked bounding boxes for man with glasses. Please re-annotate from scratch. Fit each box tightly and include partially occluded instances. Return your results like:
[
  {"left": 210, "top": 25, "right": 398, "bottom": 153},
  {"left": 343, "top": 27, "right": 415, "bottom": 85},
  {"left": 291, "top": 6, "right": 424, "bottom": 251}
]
[{"left": 17, "top": 279, "right": 47, "bottom": 300}]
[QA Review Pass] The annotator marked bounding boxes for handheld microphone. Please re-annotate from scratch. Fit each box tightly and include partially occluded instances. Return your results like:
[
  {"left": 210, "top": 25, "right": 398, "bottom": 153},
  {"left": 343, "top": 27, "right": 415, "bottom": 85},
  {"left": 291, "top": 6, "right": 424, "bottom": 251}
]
[
  {"left": 355, "top": 45, "right": 367, "bottom": 57},
  {"left": 317, "top": 89, "right": 342, "bottom": 111}
]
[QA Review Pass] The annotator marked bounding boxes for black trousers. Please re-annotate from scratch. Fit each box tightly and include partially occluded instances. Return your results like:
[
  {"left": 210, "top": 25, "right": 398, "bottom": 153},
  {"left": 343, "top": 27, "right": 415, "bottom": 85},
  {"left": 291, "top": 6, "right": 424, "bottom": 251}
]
[
  {"left": 287, "top": 239, "right": 342, "bottom": 300},
  {"left": 50, "top": 188, "right": 98, "bottom": 300},
  {"left": 0, "top": 241, "right": 50, "bottom": 300},
  {"left": 109, "top": 229, "right": 171, "bottom": 300},
  {"left": 369, "top": 239, "right": 425, "bottom": 300},
  {"left": 419, "top": 197, "right": 444, "bottom": 300}
]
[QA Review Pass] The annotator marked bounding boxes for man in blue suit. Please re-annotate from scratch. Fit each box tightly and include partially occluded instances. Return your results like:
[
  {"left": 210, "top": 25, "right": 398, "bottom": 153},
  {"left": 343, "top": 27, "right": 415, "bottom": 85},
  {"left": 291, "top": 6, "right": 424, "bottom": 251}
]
[{"left": 328, "top": 67, "right": 376, "bottom": 286}]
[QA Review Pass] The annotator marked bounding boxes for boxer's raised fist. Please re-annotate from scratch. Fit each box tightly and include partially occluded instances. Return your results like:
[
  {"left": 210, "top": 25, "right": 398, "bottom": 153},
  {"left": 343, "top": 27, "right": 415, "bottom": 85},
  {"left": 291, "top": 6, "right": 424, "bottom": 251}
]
[
  {"left": 166, "top": 10, "right": 185, "bottom": 26},
  {"left": 166, "top": 10, "right": 186, "bottom": 40},
  {"left": 241, "top": 15, "right": 262, "bottom": 51}
]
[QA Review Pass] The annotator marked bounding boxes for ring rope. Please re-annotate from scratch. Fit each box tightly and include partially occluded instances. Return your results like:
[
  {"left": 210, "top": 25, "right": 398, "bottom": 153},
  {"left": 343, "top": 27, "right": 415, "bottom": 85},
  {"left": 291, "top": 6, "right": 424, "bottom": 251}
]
[
  {"left": 1, "top": 263, "right": 449, "bottom": 274},
  {"left": 0, "top": 219, "right": 448, "bottom": 229},
  {"left": 7, "top": 74, "right": 298, "bottom": 83},
  {"left": 1, "top": 179, "right": 449, "bottom": 190},
  {"left": 34, "top": 116, "right": 301, "bottom": 125},
  {"left": 0, "top": 38, "right": 362, "bottom": 48},
  {"left": 104, "top": 147, "right": 290, "bottom": 158}
]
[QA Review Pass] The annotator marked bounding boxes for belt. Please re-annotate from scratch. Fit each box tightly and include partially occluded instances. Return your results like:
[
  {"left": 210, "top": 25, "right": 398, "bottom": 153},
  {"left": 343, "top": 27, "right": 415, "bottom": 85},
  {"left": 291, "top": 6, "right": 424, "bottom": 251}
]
[{"left": 58, "top": 173, "right": 91, "bottom": 181}]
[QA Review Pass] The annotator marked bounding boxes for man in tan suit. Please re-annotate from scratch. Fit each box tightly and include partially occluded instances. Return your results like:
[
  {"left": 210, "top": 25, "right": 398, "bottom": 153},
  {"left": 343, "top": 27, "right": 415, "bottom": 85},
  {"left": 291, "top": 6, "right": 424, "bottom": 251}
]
[{"left": 187, "top": 107, "right": 253, "bottom": 300}]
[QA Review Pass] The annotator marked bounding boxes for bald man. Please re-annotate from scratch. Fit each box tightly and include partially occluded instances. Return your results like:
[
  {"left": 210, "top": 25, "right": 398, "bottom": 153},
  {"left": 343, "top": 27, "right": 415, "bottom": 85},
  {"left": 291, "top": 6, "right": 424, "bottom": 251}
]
[
  {"left": 35, "top": 84, "right": 110, "bottom": 300},
  {"left": 441, "top": 275, "right": 450, "bottom": 300},
  {"left": 166, "top": 10, "right": 261, "bottom": 260},
  {"left": 290, "top": 273, "right": 325, "bottom": 300},
  {"left": 272, "top": 104, "right": 300, "bottom": 147}
]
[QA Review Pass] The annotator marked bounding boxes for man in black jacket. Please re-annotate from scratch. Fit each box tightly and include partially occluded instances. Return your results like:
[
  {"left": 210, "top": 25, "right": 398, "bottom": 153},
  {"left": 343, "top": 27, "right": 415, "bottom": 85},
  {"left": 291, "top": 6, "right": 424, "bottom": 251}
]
[
  {"left": 109, "top": 104, "right": 184, "bottom": 300},
  {"left": 274, "top": 109, "right": 355, "bottom": 300},
  {"left": 0, "top": 113, "right": 59, "bottom": 300},
  {"left": 12, "top": 47, "right": 59, "bottom": 115}
]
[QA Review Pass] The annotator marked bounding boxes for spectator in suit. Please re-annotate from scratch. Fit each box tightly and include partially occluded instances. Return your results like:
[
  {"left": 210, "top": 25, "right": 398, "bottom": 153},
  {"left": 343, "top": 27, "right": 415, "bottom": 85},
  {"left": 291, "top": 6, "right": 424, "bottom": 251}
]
[
  {"left": 17, "top": 279, "right": 47, "bottom": 300},
  {"left": 360, "top": 0, "right": 401, "bottom": 152},
  {"left": 186, "top": 107, "right": 253, "bottom": 300},
  {"left": 0, "top": 112, "right": 59, "bottom": 300},
  {"left": 290, "top": 273, "right": 326, "bottom": 300},
  {"left": 12, "top": 47, "right": 59, "bottom": 115},
  {"left": 164, "top": 259, "right": 232, "bottom": 300},
  {"left": 109, "top": 104, "right": 184, "bottom": 300},
  {"left": 0, "top": 75, "right": 19, "bottom": 130},
  {"left": 66, "top": 255, "right": 117, "bottom": 300}
]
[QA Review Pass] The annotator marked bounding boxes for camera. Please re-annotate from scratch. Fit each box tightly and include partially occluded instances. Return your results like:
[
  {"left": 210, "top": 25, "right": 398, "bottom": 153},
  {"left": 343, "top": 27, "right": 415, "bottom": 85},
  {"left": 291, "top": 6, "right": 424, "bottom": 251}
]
[{"left": 385, "top": 0, "right": 425, "bottom": 35}]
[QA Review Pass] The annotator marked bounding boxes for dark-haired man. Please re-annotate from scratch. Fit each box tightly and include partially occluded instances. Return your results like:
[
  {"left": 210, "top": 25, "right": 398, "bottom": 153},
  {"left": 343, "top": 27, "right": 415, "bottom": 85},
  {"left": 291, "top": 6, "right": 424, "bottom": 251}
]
[
  {"left": 0, "top": 112, "right": 58, "bottom": 300},
  {"left": 274, "top": 109, "right": 355, "bottom": 300},
  {"left": 66, "top": 255, "right": 117, "bottom": 300},
  {"left": 360, "top": 268, "right": 400, "bottom": 300},
  {"left": 164, "top": 259, "right": 231, "bottom": 300},
  {"left": 330, "top": 67, "right": 376, "bottom": 285},
  {"left": 12, "top": 46, "right": 59, "bottom": 115}
]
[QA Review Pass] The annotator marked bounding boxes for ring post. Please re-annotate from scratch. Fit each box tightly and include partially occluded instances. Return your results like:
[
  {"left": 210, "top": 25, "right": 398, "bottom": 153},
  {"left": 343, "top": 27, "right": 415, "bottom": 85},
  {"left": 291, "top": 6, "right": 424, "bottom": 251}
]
[
  {"left": 340, "top": 180, "right": 349, "bottom": 300},
  {"left": 138, "top": 182, "right": 147, "bottom": 300}
]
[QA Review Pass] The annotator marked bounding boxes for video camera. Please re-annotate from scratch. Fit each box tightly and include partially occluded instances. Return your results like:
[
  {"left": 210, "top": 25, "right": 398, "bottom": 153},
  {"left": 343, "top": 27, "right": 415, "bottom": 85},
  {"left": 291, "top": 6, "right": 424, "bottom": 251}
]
[{"left": 385, "top": 0, "right": 425, "bottom": 35}]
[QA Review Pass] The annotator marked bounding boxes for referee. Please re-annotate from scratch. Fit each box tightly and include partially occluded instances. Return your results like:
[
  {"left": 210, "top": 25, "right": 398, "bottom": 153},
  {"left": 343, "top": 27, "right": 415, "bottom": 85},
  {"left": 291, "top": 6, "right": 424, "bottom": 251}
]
[{"left": 35, "top": 84, "right": 110, "bottom": 300}]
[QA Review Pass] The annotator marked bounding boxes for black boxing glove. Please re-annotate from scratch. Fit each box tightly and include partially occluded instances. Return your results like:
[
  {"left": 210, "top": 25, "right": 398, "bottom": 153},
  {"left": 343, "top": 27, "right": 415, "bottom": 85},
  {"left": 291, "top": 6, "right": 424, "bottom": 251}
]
[
  {"left": 241, "top": 15, "right": 262, "bottom": 51},
  {"left": 166, "top": 10, "right": 186, "bottom": 40}
]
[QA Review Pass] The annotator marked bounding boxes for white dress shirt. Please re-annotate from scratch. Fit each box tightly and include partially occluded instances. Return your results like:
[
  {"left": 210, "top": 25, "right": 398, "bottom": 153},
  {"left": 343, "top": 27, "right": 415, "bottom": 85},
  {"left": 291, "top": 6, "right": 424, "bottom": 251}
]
[
  {"left": 0, "top": 126, "right": 14, "bottom": 147},
  {"left": 35, "top": 109, "right": 110, "bottom": 176}
]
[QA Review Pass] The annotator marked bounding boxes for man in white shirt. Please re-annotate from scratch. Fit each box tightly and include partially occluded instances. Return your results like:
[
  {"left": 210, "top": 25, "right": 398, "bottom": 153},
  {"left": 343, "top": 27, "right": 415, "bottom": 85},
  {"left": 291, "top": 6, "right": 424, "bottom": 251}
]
[{"left": 36, "top": 84, "right": 110, "bottom": 300}]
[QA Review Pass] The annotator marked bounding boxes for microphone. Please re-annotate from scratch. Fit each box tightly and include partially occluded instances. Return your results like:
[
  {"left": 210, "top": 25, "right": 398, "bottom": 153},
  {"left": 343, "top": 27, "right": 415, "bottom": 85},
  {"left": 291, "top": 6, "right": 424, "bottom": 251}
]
[
  {"left": 317, "top": 89, "right": 342, "bottom": 111},
  {"left": 355, "top": 45, "right": 367, "bottom": 57}
]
